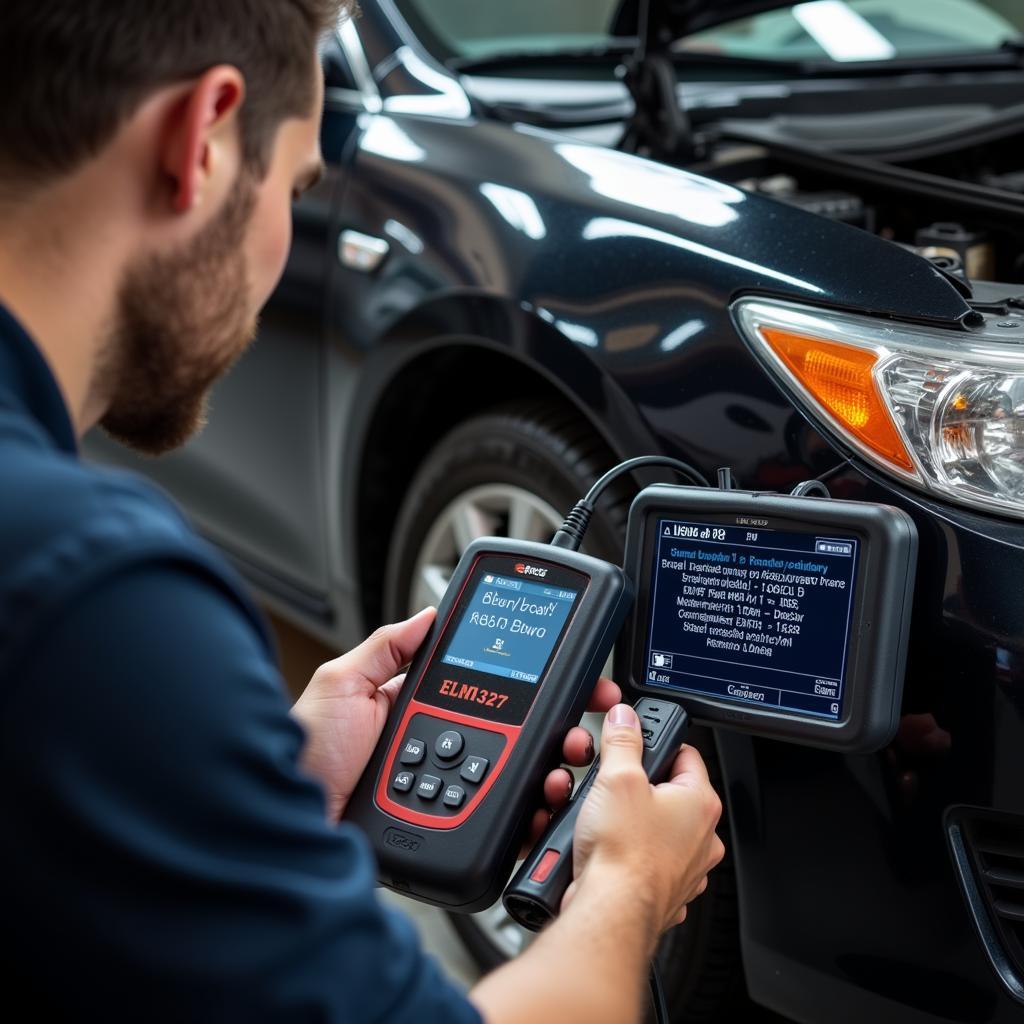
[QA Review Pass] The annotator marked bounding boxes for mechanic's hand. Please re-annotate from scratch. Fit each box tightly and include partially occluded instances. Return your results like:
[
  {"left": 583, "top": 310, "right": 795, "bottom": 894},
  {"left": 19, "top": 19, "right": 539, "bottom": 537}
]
[
  {"left": 292, "top": 607, "right": 619, "bottom": 822},
  {"left": 567, "top": 704, "right": 725, "bottom": 940}
]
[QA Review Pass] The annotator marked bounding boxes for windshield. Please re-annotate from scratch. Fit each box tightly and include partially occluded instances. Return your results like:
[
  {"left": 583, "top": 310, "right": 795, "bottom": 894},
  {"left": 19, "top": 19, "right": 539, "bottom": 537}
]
[{"left": 393, "top": 0, "right": 1024, "bottom": 64}]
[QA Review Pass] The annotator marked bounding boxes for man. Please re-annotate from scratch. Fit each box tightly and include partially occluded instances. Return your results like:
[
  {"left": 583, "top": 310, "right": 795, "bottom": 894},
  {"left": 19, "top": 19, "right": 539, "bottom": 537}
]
[{"left": 0, "top": 1, "right": 724, "bottom": 1021}]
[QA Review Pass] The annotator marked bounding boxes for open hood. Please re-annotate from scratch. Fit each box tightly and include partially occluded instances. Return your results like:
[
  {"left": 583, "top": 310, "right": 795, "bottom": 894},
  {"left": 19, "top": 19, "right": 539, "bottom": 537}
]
[{"left": 613, "top": 1, "right": 796, "bottom": 42}]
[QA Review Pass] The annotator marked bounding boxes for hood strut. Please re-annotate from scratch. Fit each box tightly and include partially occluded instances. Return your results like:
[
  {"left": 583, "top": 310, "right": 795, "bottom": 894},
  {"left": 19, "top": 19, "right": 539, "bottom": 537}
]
[{"left": 619, "top": 0, "right": 695, "bottom": 161}]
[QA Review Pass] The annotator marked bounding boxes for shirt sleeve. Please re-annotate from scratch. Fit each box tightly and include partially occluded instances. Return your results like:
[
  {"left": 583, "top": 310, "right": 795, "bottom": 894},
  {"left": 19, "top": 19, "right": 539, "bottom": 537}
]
[{"left": 1, "top": 558, "right": 483, "bottom": 1024}]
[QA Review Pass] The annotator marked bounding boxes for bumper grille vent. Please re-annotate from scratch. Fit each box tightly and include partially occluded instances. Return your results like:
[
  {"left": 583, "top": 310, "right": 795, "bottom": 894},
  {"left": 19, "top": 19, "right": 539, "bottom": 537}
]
[{"left": 947, "top": 806, "right": 1024, "bottom": 1004}]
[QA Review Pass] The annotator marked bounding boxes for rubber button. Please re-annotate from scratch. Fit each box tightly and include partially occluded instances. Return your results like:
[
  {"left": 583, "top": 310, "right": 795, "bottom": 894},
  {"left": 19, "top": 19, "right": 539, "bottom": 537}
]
[
  {"left": 392, "top": 771, "right": 415, "bottom": 793},
  {"left": 399, "top": 738, "right": 425, "bottom": 765},
  {"left": 416, "top": 774, "right": 442, "bottom": 800},
  {"left": 460, "top": 755, "right": 489, "bottom": 784},
  {"left": 435, "top": 730, "right": 464, "bottom": 759},
  {"left": 443, "top": 784, "right": 466, "bottom": 808}
]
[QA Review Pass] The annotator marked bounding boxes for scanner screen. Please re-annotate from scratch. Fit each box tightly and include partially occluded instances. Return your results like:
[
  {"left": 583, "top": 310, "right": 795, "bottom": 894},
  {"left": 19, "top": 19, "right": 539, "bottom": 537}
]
[
  {"left": 442, "top": 574, "right": 578, "bottom": 685},
  {"left": 645, "top": 518, "right": 859, "bottom": 720}
]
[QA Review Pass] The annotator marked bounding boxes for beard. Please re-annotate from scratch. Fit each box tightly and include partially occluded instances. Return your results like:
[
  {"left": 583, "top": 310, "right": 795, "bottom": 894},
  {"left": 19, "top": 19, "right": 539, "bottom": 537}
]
[{"left": 99, "top": 181, "right": 258, "bottom": 456}]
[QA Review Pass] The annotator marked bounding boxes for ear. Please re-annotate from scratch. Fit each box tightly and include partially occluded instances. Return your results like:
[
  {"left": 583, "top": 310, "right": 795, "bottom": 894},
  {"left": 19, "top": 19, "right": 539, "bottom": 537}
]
[{"left": 160, "top": 66, "right": 246, "bottom": 214}]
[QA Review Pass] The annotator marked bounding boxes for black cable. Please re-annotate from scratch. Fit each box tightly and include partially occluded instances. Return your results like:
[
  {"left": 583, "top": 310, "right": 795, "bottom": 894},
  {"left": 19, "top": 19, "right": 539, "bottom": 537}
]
[
  {"left": 551, "top": 456, "right": 711, "bottom": 551},
  {"left": 584, "top": 456, "right": 710, "bottom": 506},
  {"left": 812, "top": 458, "right": 854, "bottom": 485},
  {"left": 648, "top": 960, "right": 669, "bottom": 1024},
  {"left": 548, "top": 454, "right": 709, "bottom": 1019}
]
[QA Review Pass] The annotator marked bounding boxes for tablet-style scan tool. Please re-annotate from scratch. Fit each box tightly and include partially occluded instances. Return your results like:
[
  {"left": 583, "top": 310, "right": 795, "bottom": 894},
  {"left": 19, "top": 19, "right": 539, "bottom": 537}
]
[{"left": 623, "top": 486, "right": 918, "bottom": 752}]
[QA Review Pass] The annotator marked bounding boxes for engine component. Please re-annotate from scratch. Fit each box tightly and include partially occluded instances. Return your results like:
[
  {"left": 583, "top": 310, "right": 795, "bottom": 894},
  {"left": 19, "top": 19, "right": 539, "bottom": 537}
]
[
  {"left": 744, "top": 175, "right": 872, "bottom": 229},
  {"left": 915, "top": 222, "right": 994, "bottom": 281}
]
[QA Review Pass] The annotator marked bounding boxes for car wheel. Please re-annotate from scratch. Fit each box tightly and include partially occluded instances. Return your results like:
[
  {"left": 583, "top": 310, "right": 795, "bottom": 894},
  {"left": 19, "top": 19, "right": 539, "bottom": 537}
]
[{"left": 383, "top": 401, "right": 747, "bottom": 1022}]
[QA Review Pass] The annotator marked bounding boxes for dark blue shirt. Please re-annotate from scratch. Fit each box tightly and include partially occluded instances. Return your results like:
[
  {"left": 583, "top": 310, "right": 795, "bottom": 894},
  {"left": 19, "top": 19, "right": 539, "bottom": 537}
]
[{"left": 0, "top": 304, "right": 482, "bottom": 1022}]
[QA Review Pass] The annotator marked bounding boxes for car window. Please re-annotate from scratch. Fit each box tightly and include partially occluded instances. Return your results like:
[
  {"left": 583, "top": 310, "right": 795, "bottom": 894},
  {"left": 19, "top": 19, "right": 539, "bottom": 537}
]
[
  {"left": 395, "top": 0, "right": 1022, "bottom": 63},
  {"left": 678, "top": 0, "right": 1023, "bottom": 63},
  {"left": 394, "top": 0, "right": 624, "bottom": 60}
]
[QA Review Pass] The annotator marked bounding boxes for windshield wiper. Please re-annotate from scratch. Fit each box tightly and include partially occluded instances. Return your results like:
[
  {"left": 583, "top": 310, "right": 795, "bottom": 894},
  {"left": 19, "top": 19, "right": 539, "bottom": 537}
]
[
  {"left": 450, "top": 42, "right": 810, "bottom": 77},
  {"left": 453, "top": 47, "right": 838, "bottom": 89}
]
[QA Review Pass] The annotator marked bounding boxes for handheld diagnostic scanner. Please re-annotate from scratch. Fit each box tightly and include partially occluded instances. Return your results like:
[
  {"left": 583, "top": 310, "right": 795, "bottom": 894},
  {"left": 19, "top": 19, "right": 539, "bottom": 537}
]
[
  {"left": 344, "top": 537, "right": 632, "bottom": 911},
  {"left": 344, "top": 457, "right": 709, "bottom": 912}
]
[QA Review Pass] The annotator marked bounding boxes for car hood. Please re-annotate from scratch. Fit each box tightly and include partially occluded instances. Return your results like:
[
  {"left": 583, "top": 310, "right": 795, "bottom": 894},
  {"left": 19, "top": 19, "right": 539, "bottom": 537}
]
[{"left": 613, "top": 1, "right": 795, "bottom": 40}]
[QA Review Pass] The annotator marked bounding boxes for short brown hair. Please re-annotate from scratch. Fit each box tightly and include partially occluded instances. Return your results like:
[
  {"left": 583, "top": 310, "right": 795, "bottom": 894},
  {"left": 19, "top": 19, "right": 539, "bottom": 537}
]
[{"left": 0, "top": 0, "right": 348, "bottom": 186}]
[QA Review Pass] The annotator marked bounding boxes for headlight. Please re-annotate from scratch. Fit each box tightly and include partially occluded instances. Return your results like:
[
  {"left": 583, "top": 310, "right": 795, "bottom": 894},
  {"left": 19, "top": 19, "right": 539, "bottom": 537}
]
[{"left": 732, "top": 298, "right": 1024, "bottom": 519}]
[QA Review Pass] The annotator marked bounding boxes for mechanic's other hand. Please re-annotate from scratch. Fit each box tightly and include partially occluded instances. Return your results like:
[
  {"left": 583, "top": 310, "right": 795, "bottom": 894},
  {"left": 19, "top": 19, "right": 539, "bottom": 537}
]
[
  {"left": 568, "top": 704, "right": 725, "bottom": 942},
  {"left": 292, "top": 607, "right": 436, "bottom": 822}
]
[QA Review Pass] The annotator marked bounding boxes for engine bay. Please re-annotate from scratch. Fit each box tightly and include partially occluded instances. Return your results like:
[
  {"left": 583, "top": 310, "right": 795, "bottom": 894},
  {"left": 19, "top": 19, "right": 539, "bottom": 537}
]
[
  {"left": 734, "top": 171, "right": 1005, "bottom": 282},
  {"left": 697, "top": 127, "right": 1024, "bottom": 293}
]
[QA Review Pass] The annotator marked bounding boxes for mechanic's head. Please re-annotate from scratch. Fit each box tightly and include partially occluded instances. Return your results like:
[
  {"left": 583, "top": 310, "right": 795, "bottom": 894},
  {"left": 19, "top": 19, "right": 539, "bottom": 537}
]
[{"left": 0, "top": 0, "right": 349, "bottom": 453}]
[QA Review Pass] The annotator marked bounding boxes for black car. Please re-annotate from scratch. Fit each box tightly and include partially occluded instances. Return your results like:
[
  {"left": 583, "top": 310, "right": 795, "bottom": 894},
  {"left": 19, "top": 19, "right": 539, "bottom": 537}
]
[{"left": 88, "top": 1, "right": 1024, "bottom": 1020}]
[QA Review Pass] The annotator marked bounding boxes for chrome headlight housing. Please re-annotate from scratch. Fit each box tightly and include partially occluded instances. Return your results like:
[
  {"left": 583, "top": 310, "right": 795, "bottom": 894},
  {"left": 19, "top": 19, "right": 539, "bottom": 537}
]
[{"left": 733, "top": 298, "right": 1024, "bottom": 520}]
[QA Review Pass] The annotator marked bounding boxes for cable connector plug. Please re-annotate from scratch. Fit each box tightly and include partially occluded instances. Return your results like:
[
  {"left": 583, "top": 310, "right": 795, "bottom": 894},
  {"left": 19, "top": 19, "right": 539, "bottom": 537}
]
[
  {"left": 550, "top": 500, "right": 594, "bottom": 551},
  {"left": 791, "top": 479, "right": 831, "bottom": 498}
]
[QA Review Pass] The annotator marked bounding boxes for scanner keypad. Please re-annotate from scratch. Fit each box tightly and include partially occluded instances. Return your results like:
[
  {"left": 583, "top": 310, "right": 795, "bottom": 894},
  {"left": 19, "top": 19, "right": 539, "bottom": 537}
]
[{"left": 389, "top": 713, "right": 506, "bottom": 816}]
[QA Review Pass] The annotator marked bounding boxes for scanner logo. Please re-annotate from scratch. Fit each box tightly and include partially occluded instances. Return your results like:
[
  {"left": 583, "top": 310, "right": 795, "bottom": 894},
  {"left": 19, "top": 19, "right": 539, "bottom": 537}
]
[
  {"left": 384, "top": 828, "right": 424, "bottom": 852},
  {"left": 514, "top": 563, "right": 548, "bottom": 578}
]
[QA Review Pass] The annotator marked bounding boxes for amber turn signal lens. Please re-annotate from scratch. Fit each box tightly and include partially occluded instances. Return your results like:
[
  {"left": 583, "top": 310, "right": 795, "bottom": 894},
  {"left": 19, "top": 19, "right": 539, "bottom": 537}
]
[{"left": 760, "top": 328, "right": 916, "bottom": 473}]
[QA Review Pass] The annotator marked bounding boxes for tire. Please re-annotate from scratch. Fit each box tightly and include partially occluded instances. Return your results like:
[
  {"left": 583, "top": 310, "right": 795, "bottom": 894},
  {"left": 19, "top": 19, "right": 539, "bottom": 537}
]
[{"left": 383, "top": 401, "right": 748, "bottom": 1022}]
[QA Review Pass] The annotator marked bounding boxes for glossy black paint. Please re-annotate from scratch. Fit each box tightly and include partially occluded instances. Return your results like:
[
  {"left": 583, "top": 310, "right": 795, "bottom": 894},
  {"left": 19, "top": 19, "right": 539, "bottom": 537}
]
[{"left": 85, "top": 3, "right": 1024, "bottom": 1021}]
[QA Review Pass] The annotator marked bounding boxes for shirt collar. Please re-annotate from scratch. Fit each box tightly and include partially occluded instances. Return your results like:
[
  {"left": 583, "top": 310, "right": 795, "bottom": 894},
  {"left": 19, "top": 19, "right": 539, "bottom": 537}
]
[{"left": 0, "top": 302, "right": 78, "bottom": 454}]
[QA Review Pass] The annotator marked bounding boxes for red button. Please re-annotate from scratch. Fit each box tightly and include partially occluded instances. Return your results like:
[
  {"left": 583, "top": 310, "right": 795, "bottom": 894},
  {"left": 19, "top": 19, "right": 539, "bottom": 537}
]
[{"left": 529, "top": 848, "right": 561, "bottom": 884}]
